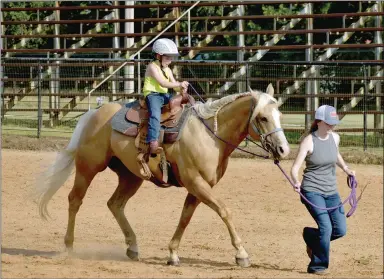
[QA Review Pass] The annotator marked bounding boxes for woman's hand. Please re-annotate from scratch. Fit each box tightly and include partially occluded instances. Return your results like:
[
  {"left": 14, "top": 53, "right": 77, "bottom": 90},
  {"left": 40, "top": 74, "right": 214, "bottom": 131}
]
[
  {"left": 293, "top": 181, "right": 301, "bottom": 192},
  {"left": 343, "top": 166, "right": 356, "bottom": 177}
]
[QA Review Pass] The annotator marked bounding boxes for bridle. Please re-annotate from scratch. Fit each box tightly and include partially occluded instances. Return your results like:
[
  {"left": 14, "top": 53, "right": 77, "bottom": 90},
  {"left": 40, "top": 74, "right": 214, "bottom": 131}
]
[
  {"left": 190, "top": 87, "right": 282, "bottom": 159},
  {"left": 247, "top": 97, "right": 284, "bottom": 157}
]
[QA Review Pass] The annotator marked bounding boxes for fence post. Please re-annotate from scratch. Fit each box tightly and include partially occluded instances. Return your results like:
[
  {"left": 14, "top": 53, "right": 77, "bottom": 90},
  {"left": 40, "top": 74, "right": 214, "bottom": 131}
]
[
  {"left": 305, "top": 3, "right": 314, "bottom": 130},
  {"left": 244, "top": 63, "right": 249, "bottom": 147},
  {"left": 374, "top": 1, "right": 383, "bottom": 147},
  {"left": 245, "top": 63, "right": 249, "bottom": 90},
  {"left": 237, "top": 4, "right": 245, "bottom": 95},
  {"left": 0, "top": 61, "right": 3, "bottom": 124},
  {"left": 0, "top": 4, "right": 4, "bottom": 124},
  {"left": 363, "top": 65, "right": 368, "bottom": 151},
  {"left": 37, "top": 61, "right": 43, "bottom": 138}
]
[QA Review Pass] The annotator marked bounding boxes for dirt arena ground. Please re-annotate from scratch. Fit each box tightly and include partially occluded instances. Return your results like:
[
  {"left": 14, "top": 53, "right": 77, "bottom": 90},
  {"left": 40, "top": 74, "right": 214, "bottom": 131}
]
[{"left": 2, "top": 149, "right": 383, "bottom": 278}]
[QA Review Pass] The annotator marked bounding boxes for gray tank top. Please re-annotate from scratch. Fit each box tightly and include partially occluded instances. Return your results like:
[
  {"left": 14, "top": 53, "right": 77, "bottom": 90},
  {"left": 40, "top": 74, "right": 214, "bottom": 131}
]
[{"left": 301, "top": 132, "right": 338, "bottom": 195}]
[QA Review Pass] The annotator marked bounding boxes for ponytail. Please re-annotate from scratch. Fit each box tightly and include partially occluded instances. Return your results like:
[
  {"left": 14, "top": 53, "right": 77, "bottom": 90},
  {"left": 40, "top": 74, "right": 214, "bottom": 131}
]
[
  {"left": 299, "top": 119, "right": 320, "bottom": 142},
  {"left": 309, "top": 119, "right": 320, "bottom": 134}
]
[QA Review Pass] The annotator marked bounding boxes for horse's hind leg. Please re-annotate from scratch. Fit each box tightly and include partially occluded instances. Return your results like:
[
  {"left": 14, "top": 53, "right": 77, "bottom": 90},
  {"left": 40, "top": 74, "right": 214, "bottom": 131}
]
[
  {"left": 107, "top": 157, "right": 143, "bottom": 260},
  {"left": 168, "top": 193, "right": 201, "bottom": 265},
  {"left": 64, "top": 168, "right": 97, "bottom": 250}
]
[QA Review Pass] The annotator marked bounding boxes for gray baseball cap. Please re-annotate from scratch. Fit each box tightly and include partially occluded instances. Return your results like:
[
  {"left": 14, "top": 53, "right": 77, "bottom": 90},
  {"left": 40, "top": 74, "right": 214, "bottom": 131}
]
[{"left": 315, "top": 105, "right": 340, "bottom": 125}]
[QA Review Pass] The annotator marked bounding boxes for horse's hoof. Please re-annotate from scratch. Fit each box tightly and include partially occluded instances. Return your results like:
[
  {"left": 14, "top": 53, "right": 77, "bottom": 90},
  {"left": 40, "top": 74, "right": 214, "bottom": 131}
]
[
  {"left": 167, "top": 258, "right": 180, "bottom": 266},
  {"left": 236, "top": 257, "right": 251, "bottom": 268},
  {"left": 126, "top": 249, "right": 139, "bottom": 261},
  {"left": 65, "top": 245, "right": 74, "bottom": 253}
]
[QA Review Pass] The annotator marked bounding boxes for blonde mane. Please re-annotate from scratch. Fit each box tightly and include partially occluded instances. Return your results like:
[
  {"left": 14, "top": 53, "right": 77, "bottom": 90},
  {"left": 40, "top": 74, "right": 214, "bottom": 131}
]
[{"left": 193, "top": 91, "right": 277, "bottom": 133}]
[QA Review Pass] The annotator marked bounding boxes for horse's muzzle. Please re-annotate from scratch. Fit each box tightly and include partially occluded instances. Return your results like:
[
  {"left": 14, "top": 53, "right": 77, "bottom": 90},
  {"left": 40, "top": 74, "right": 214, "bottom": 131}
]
[{"left": 274, "top": 142, "right": 290, "bottom": 159}]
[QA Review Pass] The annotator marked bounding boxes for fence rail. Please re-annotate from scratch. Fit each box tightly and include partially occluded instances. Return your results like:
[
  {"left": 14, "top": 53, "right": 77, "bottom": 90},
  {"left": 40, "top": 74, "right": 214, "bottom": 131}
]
[
  {"left": 2, "top": 12, "right": 384, "bottom": 24},
  {"left": 2, "top": 44, "right": 383, "bottom": 53},
  {"left": 1, "top": 58, "right": 383, "bottom": 150},
  {"left": 3, "top": 27, "right": 384, "bottom": 38},
  {"left": 0, "top": 1, "right": 359, "bottom": 11}
]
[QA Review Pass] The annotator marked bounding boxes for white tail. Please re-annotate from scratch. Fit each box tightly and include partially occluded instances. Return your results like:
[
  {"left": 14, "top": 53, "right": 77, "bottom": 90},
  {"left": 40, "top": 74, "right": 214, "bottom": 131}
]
[{"left": 36, "top": 110, "right": 96, "bottom": 220}]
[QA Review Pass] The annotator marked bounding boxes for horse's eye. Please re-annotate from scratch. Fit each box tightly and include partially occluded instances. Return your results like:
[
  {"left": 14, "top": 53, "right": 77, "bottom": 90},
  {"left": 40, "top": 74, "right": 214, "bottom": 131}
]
[{"left": 260, "top": 117, "right": 268, "bottom": 122}]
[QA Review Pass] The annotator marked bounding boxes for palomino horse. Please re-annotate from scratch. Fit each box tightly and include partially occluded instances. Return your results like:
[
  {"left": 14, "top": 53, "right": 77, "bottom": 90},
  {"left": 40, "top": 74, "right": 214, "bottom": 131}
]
[{"left": 36, "top": 84, "right": 290, "bottom": 267}]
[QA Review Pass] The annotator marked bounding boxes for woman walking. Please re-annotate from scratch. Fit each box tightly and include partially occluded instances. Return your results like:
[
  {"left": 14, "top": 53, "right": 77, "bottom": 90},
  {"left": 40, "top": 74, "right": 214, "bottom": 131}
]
[{"left": 290, "top": 105, "right": 356, "bottom": 274}]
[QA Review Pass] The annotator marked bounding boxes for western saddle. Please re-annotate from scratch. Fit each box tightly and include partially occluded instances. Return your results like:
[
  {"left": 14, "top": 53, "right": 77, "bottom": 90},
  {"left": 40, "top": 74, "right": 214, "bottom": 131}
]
[
  {"left": 125, "top": 93, "right": 190, "bottom": 134},
  {"left": 124, "top": 93, "right": 193, "bottom": 185}
]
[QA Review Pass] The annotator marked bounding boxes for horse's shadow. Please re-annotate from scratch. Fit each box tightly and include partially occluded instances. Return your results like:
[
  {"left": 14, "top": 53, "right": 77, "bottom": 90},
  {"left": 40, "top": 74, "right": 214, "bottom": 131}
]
[
  {"left": 2, "top": 247, "right": 305, "bottom": 273},
  {"left": 1, "top": 246, "right": 127, "bottom": 262},
  {"left": 143, "top": 256, "right": 302, "bottom": 273},
  {"left": 142, "top": 256, "right": 230, "bottom": 268},
  {"left": 250, "top": 263, "right": 302, "bottom": 273},
  {"left": 2, "top": 247, "right": 60, "bottom": 257}
]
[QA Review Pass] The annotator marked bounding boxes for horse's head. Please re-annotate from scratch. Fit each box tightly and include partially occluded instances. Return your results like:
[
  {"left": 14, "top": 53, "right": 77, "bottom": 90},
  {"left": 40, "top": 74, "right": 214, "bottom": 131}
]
[{"left": 248, "top": 84, "right": 290, "bottom": 159}]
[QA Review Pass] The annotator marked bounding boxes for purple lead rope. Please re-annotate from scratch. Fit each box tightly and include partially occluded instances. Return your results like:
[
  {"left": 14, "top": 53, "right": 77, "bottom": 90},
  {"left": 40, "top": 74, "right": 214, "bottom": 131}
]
[{"left": 274, "top": 160, "right": 359, "bottom": 218}]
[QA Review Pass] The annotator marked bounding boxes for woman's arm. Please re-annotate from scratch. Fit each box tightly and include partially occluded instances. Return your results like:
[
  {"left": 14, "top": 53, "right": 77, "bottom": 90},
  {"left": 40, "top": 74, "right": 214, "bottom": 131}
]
[
  {"left": 290, "top": 135, "right": 312, "bottom": 191},
  {"left": 333, "top": 132, "right": 356, "bottom": 176}
]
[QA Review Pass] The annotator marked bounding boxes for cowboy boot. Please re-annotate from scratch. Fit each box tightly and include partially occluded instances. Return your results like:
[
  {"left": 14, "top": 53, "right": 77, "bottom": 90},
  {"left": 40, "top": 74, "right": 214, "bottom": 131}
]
[
  {"left": 306, "top": 245, "right": 312, "bottom": 259},
  {"left": 149, "top": 140, "right": 163, "bottom": 154}
]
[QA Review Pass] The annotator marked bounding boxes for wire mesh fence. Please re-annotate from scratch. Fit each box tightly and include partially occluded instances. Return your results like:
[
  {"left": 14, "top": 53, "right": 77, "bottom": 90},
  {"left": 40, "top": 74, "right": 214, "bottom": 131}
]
[{"left": 1, "top": 58, "right": 383, "bottom": 150}]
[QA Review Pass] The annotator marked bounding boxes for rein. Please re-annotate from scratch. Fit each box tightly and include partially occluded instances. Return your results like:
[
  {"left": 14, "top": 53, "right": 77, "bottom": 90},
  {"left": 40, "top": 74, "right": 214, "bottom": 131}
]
[
  {"left": 192, "top": 107, "right": 270, "bottom": 159},
  {"left": 189, "top": 85, "right": 280, "bottom": 159}
]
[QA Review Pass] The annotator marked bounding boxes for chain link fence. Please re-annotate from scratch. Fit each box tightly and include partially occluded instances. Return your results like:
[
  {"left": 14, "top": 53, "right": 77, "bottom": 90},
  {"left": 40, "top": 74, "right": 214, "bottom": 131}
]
[{"left": 1, "top": 58, "right": 383, "bottom": 150}]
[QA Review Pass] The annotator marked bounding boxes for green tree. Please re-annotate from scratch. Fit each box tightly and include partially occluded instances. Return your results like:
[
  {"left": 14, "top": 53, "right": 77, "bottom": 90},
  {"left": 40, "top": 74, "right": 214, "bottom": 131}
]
[
  {"left": 3, "top": 1, "right": 377, "bottom": 61},
  {"left": 4, "top": 1, "right": 54, "bottom": 49}
]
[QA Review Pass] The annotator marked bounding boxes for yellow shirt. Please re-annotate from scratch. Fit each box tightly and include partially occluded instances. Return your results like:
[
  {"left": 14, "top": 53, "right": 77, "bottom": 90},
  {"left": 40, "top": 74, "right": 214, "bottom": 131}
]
[{"left": 143, "top": 61, "right": 172, "bottom": 97}]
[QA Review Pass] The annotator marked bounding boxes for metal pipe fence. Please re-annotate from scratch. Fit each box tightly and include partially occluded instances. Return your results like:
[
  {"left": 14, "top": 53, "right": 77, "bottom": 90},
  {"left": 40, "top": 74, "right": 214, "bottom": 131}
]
[
  {"left": 1, "top": 58, "right": 383, "bottom": 150},
  {"left": 2, "top": 44, "right": 383, "bottom": 54}
]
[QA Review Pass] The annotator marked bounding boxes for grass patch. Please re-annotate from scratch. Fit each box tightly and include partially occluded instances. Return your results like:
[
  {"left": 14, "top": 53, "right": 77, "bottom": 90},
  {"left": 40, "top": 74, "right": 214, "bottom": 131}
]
[
  {"left": 284, "top": 131, "right": 383, "bottom": 148},
  {"left": 232, "top": 142, "right": 383, "bottom": 165},
  {"left": 1, "top": 134, "right": 70, "bottom": 151},
  {"left": 2, "top": 118, "right": 80, "bottom": 129},
  {"left": 1, "top": 134, "right": 382, "bottom": 165}
]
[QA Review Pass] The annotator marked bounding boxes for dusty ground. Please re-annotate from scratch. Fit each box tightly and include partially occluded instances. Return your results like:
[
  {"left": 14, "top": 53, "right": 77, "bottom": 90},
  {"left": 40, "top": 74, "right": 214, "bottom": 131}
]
[{"left": 1, "top": 149, "right": 383, "bottom": 278}]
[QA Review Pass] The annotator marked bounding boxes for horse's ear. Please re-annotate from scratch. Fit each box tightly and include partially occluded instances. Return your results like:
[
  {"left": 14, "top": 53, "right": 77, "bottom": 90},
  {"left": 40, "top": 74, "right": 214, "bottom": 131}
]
[
  {"left": 266, "top": 83, "right": 274, "bottom": 97},
  {"left": 248, "top": 85, "right": 255, "bottom": 93}
]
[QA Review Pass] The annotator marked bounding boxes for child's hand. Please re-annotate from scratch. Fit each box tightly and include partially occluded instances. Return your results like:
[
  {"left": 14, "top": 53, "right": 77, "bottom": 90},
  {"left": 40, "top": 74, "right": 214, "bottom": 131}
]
[
  {"left": 180, "top": 87, "right": 188, "bottom": 96},
  {"left": 180, "top": 81, "right": 189, "bottom": 89}
]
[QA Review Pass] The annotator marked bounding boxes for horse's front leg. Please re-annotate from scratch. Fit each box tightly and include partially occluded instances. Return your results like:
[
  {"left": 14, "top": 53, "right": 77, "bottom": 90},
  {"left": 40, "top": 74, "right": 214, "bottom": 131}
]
[
  {"left": 185, "top": 175, "right": 250, "bottom": 267},
  {"left": 168, "top": 193, "right": 201, "bottom": 265}
]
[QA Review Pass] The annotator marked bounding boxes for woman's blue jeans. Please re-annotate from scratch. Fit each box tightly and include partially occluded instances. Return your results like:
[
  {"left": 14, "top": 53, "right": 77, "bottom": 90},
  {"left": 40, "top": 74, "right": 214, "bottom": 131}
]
[
  {"left": 301, "top": 191, "right": 347, "bottom": 273},
  {"left": 145, "top": 92, "right": 172, "bottom": 143}
]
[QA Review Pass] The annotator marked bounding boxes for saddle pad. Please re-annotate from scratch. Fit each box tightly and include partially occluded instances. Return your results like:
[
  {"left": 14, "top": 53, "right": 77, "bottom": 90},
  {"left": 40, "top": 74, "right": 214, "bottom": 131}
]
[{"left": 111, "top": 100, "right": 140, "bottom": 137}]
